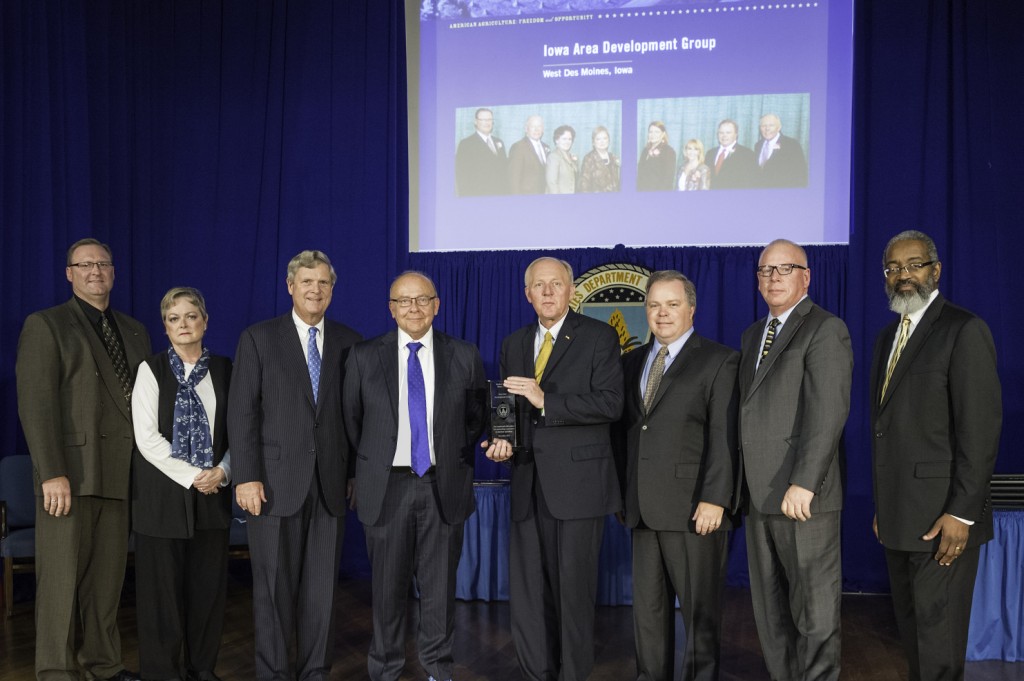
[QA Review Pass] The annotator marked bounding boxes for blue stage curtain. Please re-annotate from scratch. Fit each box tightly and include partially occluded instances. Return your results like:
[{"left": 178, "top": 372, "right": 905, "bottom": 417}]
[
  {"left": 2, "top": 0, "right": 1023, "bottom": 609},
  {"left": 968, "top": 511, "right": 1024, "bottom": 661}
]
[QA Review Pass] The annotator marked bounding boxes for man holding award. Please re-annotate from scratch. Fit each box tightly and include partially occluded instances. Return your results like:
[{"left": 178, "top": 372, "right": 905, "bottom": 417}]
[
  {"left": 343, "top": 271, "right": 486, "bottom": 681},
  {"left": 485, "top": 257, "right": 624, "bottom": 681}
]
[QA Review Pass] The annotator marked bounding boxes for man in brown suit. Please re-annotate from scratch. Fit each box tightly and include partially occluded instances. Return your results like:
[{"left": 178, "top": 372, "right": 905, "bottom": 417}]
[{"left": 17, "top": 238, "right": 151, "bottom": 681}]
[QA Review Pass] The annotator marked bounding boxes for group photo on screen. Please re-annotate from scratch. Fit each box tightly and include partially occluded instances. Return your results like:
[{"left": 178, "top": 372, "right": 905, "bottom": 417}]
[
  {"left": 454, "top": 93, "right": 808, "bottom": 199},
  {"left": 454, "top": 101, "right": 623, "bottom": 197},
  {"left": 637, "top": 92, "right": 810, "bottom": 191}
]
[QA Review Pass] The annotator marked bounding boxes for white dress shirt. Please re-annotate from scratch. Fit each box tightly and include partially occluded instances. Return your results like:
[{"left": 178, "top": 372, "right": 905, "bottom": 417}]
[
  {"left": 393, "top": 327, "right": 436, "bottom": 467},
  {"left": 640, "top": 328, "right": 695, "bottom": 398}
]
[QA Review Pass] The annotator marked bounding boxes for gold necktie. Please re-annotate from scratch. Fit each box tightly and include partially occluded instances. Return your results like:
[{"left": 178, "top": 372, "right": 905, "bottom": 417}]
[
  {"left": 643, "top": 346, "right": 669, "bottom": 414},
  {"left": 534, "top": 331, "right": 553, "bottom": 382},
  {"left": 880, "top": 316, "right": 911, "bottom": 403}
]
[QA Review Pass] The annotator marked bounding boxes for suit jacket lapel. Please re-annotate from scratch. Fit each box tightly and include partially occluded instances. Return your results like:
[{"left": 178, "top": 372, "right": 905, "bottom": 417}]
[
  {"left": 749, "top": 298, "right": 810, "bottom": 396},
  {"left": 66, "top": 301, "right": 132, "bottom": 420},
  {"left": 537, "top": 312, "right": 578, "bottom": 385},
  {"left": 279, "top": 316, "right": 316, "bottom": 409},
  {"left": 647, "top": 335, "right": 699, "bottom": 415},
  {"left": 378, "top": 331, "right": 400, "bottom": 425},
  {"left": 878, "top": 294, "right": 945, "bottom": 411},
  {"left": 432, "top": 332, "right": 452, "bottom": 430}
]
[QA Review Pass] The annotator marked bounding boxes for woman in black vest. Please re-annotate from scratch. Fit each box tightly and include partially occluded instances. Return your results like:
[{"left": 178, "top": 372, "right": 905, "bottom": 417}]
[{"left": 132, "top": 287, "right": 231, "bottom": 681}]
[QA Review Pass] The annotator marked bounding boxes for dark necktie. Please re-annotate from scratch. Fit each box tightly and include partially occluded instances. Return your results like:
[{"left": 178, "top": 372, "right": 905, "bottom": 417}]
[
  {"left": 100, "top": 312, "right": 132, "bottom": 408},
  {"left": 307, "top": 327, "right": 321, "bottom": 404},
  {"left": 643, "top": 346, "right": 669, "bottom": 414},
  {"left": 880, "top": 316, "right": 911, "bottom": 403},
  {"left": 407, "top": 342, "right": 430, "bottom": 476},
  {"left": 760, "top": 318, "right": 780, "bottom": 360}
]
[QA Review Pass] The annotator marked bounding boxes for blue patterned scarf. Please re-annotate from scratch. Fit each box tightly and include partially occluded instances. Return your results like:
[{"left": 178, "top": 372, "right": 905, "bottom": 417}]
[{"left": 168, "top": 347, "right": 214, "bottom": 468}]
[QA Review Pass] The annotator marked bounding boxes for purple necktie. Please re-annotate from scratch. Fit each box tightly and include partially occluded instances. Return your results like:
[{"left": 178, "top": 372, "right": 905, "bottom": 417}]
[{"left": 407, "top": 342, "right": 430, "bottom": 476}]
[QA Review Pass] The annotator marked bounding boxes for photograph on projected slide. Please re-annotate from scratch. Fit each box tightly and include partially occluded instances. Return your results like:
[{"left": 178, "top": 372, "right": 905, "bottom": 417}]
[
  {"left": 454, "top": 101, "right": 623, "bottom": 197},
  {"left": 637, "top": 93, "right": 810, "bottom": 192}
]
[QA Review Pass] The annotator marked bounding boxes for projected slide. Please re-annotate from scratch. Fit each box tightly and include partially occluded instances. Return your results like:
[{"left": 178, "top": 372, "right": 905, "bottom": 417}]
[{"left": 410, "top": 0, "right": 853, "bottom": 251}]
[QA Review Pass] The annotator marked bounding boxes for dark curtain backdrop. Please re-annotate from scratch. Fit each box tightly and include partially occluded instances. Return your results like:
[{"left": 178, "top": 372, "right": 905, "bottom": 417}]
[{"left": 2, "top": 0, "right": 1021, "bottom": 593}]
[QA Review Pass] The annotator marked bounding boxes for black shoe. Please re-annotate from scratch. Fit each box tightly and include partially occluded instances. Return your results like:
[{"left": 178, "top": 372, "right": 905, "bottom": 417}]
[{"left": 101, "top": 671, "right": 141, "bottom": 681}]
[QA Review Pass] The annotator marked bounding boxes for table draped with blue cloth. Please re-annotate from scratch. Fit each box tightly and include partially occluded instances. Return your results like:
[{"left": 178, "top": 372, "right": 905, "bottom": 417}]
[
  {"left": 457, "top": 487, "right": 1023, "bottom": 663},
  {"left": 968, "top": 510, "right": 1024, "bottom": 661}
]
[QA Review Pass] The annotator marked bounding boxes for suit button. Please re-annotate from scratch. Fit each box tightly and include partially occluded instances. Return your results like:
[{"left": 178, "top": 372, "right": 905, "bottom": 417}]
[
  {"left": 532, "top": 419, "right": 538, "bottom": 425},
  {"left": 875, "top": 432, "right": 884, "bottom": 438},
  {"left": 641, "top": 425, "right": 648, "bottom": 431}
]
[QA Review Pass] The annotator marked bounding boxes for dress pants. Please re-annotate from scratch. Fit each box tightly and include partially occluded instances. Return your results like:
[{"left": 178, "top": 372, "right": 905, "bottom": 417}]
[
  {"left": 35, "top": 495, "right": 129, "bottom": 681},
  {"left": 745, "top": 506, "right": 841, "bottom": 681},
  {"left": 246, "top": 474, "right": 343, "bottom": 681},
  {"left": 884, "top": 546, "right": 981, "bottom": 681},
  {"left": 134, "top": 529, "right": 228, "bottom": 680},
  {"left": 510, "top": 470, "right": 605, "bottom": 681},
  {"left": 632, "top": 527, "right": 728, "bottom": 681},
  {"left": 363, "top": 469, "right": 464, "bottom": 681}
]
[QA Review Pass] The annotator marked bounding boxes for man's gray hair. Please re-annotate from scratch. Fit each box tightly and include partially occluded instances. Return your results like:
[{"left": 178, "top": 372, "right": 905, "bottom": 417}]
[
  {"left": 286, "top": 250, "right": 337, "bottom": 285},
  {"left": 524, "top": 257, "right": 573, "bottom": 287},
  {"left": 883, "top": 230, "right": 939, "bottom": 263}
]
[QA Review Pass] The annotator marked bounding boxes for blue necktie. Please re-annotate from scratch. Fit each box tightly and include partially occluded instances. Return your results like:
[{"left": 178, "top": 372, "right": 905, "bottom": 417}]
[
  {"left": 307, "top": 327, "right": 321, "bottom": 404},
  {"left": 407, "top": 342, "right": 430, "bottom": 476}
]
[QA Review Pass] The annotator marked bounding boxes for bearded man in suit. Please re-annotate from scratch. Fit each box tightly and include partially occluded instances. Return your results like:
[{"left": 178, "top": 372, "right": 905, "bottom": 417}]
[
  {"left": 739, "top": 239, "right": 852, "bottom": 681},
  {"left": 616, "top": 270, "right": 739, "bottom": 681},
  {"left": 344, "top": 271, "right": 486, "bottom": 681},
  {"left": 228, "top": 250, "right": 361, "bottom": 681},
  {"left": 871, "top": 230, "right": 1001, "bottom": 681},
  {"left": 485, "top": 256, "right": 623, "bottom": 681},
  {"left": 17, "top": 237, "right": 151, "bottom": 681}
]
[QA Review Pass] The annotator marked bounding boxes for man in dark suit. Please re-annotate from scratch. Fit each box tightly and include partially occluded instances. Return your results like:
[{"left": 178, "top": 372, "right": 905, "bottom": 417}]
[
  {"left": 343, "top": 271, "right": 486, "bottom": 681},
  {"left": 870, "top": 230, "right": 1001, "bottom": 681},
  {"left": 228, "top": 250, "right": 361, "bottom": 681},
  {"left": 707, "top": 119, "right": 756, "bottom": 190},
  {"left": 506, "top": 115, "right": 550, "bottom": 195},
  {"left": 16, "top": 237, "right": 151, "bottom": 681},
  {"left": 485, "top": 257, "right": 624, "bottom": 681},
  {"left": 455, "top": 107, "right": 508, "bottom": 196},
  {"left": 739, "top": 239, "right": 852, "bottom": 681},
  {"left": 754, "top": 114, "right": 808, "bottom": 188},
  {"left": 616, "top": 270, "right": 739, "bottom": 681}
]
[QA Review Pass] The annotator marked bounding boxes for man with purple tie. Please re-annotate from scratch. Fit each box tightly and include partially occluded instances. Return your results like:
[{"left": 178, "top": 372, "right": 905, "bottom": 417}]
[{"left": 344, "top": 271, "right": 487, "bottom": 681}]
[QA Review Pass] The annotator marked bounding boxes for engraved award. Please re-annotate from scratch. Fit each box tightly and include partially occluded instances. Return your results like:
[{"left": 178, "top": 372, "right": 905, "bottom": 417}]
[{"left": 488, "top": 380, "right": 519, "bottom": 451}]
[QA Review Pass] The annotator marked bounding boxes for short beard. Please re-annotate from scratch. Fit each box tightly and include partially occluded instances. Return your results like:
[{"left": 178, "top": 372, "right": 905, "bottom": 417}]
[{"left": 886, "top": 276, "right": 936, "bottom": 315}]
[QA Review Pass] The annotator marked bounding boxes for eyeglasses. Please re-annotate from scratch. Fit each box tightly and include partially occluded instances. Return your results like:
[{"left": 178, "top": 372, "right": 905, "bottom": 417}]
[
  {"left": 755, "top": 263, "right": 808, "bottom": 278},
  {"left": 69, "top": 261, "right": 114, "bottom": 271},
  {"left": 883, "top": 261, "right": 935, "bottom": 278},
  {"left": 389, "top": 295, "right": 436, "bottom": 308}
]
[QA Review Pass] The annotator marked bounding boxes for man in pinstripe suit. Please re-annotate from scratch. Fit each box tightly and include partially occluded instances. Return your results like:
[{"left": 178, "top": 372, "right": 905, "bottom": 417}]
[
  {"left": 228, "top": 250, "right": 361, "bottom": 681},
  {"left": 343, "top": 271, "right": 487, "bottom": 681}
]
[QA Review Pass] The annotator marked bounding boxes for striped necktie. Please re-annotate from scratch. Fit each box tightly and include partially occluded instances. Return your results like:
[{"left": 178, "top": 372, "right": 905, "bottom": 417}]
[{"left": 880, "top": 316, "right": 911, "bottom": 403}]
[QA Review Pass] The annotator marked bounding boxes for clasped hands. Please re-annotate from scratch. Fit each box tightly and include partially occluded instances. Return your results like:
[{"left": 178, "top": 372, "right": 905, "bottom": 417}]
[{"left": 193, "top": 467, "right": 225, "bottom": 495}]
